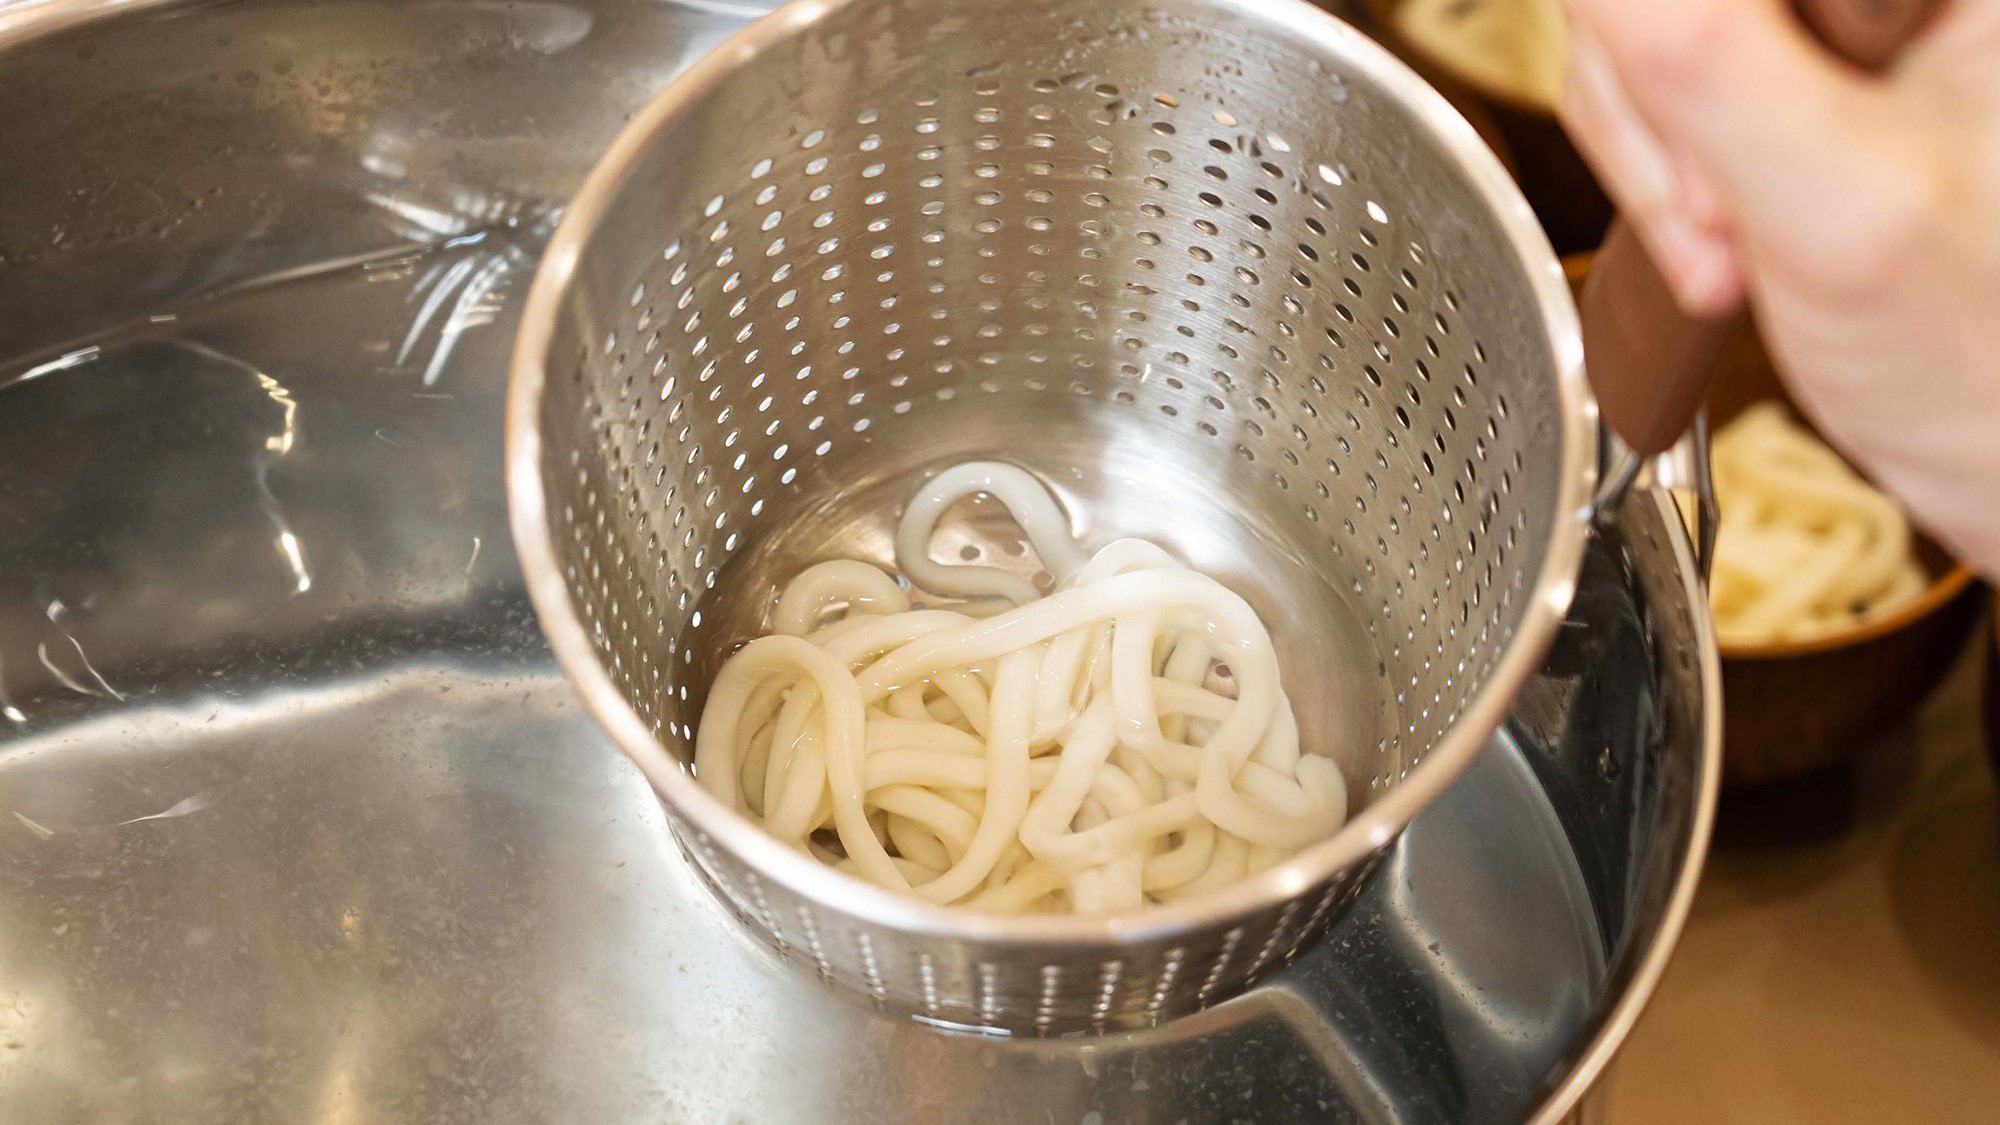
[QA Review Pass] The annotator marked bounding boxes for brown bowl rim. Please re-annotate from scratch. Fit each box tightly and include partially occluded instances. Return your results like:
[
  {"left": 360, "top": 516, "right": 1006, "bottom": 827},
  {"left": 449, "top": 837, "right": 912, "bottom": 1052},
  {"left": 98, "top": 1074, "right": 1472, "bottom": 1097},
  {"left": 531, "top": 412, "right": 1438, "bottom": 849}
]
[{"left": 1718, "top": 562, "right": 1978, "bottom": 661}]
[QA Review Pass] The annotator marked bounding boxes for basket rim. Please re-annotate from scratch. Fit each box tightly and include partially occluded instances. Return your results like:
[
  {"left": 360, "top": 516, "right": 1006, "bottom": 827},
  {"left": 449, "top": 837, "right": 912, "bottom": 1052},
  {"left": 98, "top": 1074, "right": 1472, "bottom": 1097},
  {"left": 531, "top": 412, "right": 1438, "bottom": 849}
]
[{"left": 505, "top": 0, "right": 1598, "bottom": 946}]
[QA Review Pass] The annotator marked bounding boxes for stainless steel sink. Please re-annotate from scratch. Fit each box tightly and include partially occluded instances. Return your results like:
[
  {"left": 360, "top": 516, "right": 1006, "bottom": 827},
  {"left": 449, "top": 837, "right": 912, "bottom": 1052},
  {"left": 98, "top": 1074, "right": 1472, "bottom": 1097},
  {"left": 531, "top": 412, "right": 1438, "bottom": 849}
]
[{"left": 0, "top": 1, "right": 1717, "bottom": 1120}]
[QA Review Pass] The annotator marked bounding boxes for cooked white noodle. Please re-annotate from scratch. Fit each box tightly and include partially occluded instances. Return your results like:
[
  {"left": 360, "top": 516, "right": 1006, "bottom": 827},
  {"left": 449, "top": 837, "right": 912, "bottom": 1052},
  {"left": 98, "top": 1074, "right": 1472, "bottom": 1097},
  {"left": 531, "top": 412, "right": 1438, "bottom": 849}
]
[
  {"left": 893, "top": 461, "right": 1090, "bottom": 606},
  {"left": 1710, "top": 404, "right": 1928, "bottom": 646},
  {"left": 694, "top": 461, "right": 1348, "bottom": 914}
]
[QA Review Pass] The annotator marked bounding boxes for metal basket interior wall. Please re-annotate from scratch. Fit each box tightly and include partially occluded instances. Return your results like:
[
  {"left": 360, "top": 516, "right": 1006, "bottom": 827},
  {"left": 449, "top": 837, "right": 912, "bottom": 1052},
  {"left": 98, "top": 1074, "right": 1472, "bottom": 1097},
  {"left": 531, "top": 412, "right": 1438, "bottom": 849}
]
[{"left": 529, "top": 0, "right": 1563, "bottom": 1031}]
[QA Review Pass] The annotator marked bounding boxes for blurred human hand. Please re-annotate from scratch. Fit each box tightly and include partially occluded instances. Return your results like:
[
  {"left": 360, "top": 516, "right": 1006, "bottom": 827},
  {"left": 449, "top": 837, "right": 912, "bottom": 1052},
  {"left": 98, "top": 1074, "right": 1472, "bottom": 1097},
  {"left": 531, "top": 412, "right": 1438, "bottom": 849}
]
[{"left": 1559, "top": 0, "right": 2000, "bottom": 577}]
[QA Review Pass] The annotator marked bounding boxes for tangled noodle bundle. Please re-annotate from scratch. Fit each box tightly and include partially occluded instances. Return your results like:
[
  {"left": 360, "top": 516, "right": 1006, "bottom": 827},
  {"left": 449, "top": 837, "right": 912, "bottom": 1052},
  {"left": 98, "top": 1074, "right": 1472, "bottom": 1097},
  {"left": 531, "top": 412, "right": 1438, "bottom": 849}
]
[
  {"left": 694, "top": 462, "right": 1347, "bottom": 914},
  {"left": 1710, "top": 403, "right": 1928, "bottom": 646}
]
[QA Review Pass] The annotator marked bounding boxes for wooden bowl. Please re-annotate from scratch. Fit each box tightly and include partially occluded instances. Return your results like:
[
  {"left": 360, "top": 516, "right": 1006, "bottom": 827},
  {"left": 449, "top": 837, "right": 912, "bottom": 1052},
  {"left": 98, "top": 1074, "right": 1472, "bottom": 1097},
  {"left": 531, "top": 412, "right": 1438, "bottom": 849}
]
[
  {"left": 1702, "top": 304, "right": 1984, "bottom": 785},
  {"left": 1562, "top": 254, "right": 1984, "bottom": 787}
]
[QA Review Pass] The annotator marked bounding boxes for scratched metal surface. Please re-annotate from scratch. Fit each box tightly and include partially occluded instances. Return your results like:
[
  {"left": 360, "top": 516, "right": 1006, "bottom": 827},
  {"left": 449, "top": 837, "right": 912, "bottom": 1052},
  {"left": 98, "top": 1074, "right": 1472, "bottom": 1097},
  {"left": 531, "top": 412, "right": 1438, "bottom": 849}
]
[{"left": 0, "top": 0, "right": 1711, "bottom": 1120}]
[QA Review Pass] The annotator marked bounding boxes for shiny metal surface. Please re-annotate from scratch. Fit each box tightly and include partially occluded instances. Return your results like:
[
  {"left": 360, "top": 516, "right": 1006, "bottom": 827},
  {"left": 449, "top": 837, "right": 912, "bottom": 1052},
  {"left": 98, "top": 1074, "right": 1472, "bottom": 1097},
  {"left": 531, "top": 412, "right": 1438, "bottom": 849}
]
[
  {"left": 1593, "top": 420, "right": 1718, "bottom": 582},
  {"left": 511, "top": 0, "right": 1596, "bottom": 1032},
  {"left": 0, "top": 0, "right": 1712, "bottom": 1119}
]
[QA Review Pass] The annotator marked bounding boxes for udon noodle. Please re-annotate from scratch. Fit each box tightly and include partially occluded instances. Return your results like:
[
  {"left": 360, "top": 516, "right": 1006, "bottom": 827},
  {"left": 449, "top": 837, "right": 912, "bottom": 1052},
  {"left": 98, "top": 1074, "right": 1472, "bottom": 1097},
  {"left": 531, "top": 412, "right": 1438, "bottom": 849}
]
[
  {"left": 694, "top": 462, "right": 1348, "bottom": 914},
  {"left": 1710, "top": 403, "right": 1928, "bottom": 646}
]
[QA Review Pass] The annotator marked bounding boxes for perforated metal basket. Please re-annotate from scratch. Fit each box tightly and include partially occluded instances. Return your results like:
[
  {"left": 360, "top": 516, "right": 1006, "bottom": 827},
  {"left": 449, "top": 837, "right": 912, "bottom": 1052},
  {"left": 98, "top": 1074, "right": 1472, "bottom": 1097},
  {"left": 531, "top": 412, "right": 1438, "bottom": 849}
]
[{"left": 507, "top": 0, "right": 1593, "bottom": 1034}]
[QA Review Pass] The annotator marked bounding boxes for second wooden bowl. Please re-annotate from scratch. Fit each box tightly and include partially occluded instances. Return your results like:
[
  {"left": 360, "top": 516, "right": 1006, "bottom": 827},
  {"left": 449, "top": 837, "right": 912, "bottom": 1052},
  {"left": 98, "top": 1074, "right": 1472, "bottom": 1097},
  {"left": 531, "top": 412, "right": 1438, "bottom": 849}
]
[{"left": 1703, "top": 313, "right": 1984, "bottom": 786}]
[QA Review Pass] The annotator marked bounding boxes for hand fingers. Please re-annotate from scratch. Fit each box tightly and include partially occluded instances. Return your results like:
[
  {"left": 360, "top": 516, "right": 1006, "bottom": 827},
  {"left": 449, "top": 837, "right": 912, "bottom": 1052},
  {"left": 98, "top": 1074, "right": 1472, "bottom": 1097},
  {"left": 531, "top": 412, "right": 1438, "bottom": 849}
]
[
  {"left": 1563, "top": 0, "right": 1926, "bottom": 299},
  {"left": 1560, "top": 19, "right": 1743, "bottom": 311}
]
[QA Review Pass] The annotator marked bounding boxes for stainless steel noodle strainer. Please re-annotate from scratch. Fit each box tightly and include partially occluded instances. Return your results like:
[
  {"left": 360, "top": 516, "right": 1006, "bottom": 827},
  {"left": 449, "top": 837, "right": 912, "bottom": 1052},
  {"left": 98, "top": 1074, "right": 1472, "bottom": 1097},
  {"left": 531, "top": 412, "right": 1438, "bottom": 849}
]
[{"left": 507, "top": 0, "right": 1592, "bottom": 1034}]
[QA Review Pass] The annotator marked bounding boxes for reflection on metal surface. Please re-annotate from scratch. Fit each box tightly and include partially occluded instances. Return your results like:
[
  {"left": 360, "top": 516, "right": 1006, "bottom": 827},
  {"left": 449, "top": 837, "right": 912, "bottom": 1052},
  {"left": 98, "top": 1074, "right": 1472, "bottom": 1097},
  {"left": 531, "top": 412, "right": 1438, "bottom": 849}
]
[
  {"left": 258, "top": 356, "right": 310, "bottom": 591},
  {"left": 114, "top": 791, "right": 213, "bottom": 826},
  {"left": 396, "top": 233, "right": 524, "bottom": 386},
  {"left": 179, "top": 341, "right": 317, "bottom": 595},
  {"left": 47, "top": 601, "right": 124, "bottom": 699},
  {"left": 0, "top": 345, "right": 100, "bottom": 393},
  {"left": 253, "top": 365, "right": 298, "bottom": 455},
  {"left": 12, "top": 811, "right": 57, "bottom": 840},
  {"left": 35, "top": 642, "right": 100, "bottom": 699},
  {"left": 0, "top": 650, "right": 26, "bottom": 723},
  {"left": 275, "top": 531, "right": 312, "bottom": 593},
  {"left": 0, "top": 0, "right": 1714, "bottom": 1119}
]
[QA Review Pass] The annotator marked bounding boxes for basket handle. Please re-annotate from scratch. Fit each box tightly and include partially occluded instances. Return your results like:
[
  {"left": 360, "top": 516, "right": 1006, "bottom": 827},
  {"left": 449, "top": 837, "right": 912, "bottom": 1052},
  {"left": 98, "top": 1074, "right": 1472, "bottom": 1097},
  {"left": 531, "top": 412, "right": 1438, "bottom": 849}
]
[{"left": 1580, "top": 0, "right": 1944, "bottom": 457}]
